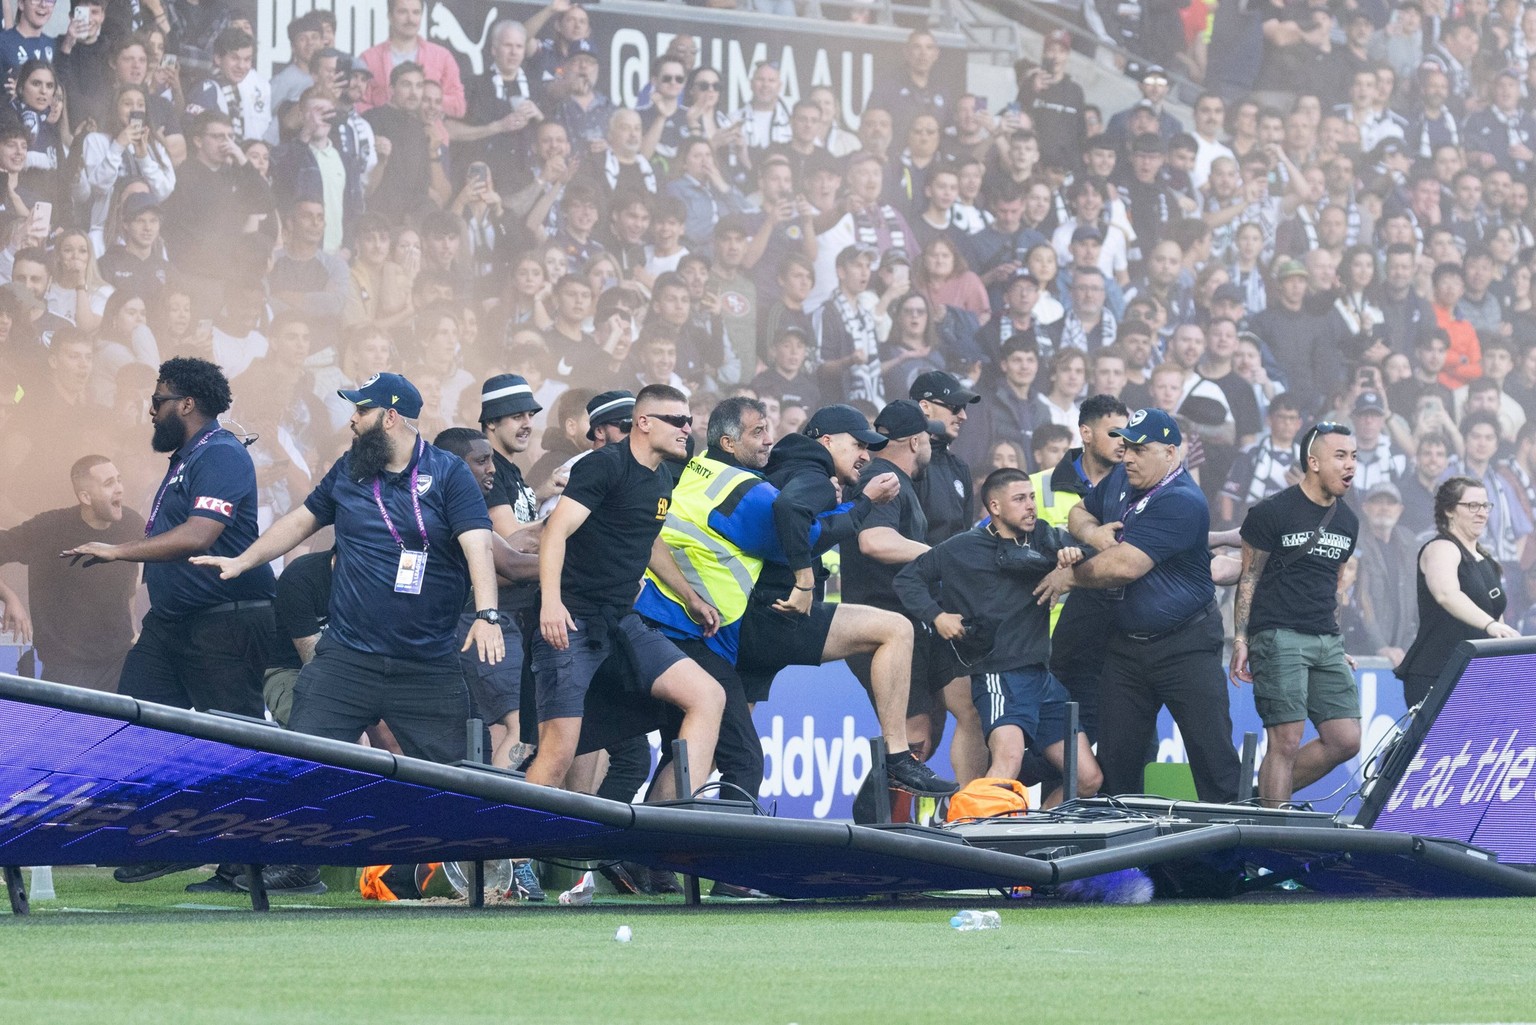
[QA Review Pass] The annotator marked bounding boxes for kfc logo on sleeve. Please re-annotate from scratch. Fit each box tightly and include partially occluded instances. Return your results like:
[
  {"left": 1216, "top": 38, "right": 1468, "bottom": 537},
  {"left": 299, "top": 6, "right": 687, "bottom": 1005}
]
[{"left": 193, "top": 496, "right": 235, "bottom": 517}]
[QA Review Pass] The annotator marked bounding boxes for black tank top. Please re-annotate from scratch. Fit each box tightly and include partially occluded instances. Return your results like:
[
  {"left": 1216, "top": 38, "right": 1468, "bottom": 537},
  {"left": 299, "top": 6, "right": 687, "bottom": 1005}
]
[{"left": 1396, "top": 533, "right": 1506, "bottom": 681}]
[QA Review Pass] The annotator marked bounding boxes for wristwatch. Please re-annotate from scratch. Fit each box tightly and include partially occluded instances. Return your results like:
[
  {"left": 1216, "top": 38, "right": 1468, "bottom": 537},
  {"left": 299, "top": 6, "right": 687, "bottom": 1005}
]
[{"left": 475, "top": 609, "right": 503, "bottom": 625}]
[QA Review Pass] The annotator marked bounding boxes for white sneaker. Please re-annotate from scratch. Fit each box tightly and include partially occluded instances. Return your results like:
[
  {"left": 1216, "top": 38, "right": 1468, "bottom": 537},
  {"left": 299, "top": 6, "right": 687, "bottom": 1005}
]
[{"left": 558, "top": 870, "right": 596, "bottom": 906}]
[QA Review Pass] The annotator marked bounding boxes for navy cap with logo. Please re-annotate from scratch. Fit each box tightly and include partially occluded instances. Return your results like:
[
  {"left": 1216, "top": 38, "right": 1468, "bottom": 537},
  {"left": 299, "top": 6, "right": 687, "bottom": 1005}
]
[
  {"left": 585, "top": 390, "right": 635, "bottom": 440},
  {"left": 1070, "top": 225, "right": 1104, "bottom": 244},
  {"left": 910, "top": 370, "right": 980, "bottom": 408},
  {"left": 1354, "top": 390, "right": 1386, "bottom": 414},
  {"left": 479, "top": 373, "right": 542, "bottom": 422},
  {"left": 338, "top": 372, "right": 423, "bottom": 419},
  {"left": 1110, "top": 407, "right": 1182, "bottom": 446},
  {"left": 874, "top": 399, "right": 945, "bottom": 441},
  {"left": 804, "top": 404, "right": 888, "bottom": 448}
]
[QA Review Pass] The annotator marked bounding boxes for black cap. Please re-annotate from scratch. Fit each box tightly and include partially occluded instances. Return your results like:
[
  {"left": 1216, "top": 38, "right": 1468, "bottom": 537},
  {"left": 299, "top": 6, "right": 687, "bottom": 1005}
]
[
  {"left": 1212, "top": 283, "right": 1246, "bottom": 304},
  {"left": 585, "top": 390, "right": 635, "bottom": 440},
  {"left": 803, "top": 404, "right": 887, "bottom": 448},
  {"left": 121, "top": 193, "right": 162, "bottom": 220},
  {"left": 910, "top": 370, "right": 980, "bottom": 407},
  {"left": 874, "top": 399, "right": 945, "bottom": 441},
  {"left": 1354, "top": 390, "right": 1386, "bottom": 414},
  {"left": 1070, "top": 225, "right": 1103, "bottom": 244},
  {"left": 480, "top": 374, "right": 542, "bottom": 421}
]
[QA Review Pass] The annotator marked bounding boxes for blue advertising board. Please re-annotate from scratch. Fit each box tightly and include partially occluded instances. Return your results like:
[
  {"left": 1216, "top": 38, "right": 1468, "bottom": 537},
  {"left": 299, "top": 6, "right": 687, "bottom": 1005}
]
[{"left": 751, "top": 658, "right": 1411, "bottom": 820}]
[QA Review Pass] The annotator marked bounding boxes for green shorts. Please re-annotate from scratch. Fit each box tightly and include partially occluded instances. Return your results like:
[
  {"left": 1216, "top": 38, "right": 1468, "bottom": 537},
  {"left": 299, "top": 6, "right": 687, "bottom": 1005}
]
[
  {"left": 1248, "top": 628, "right": 1360, "bottom": 728},
  {"left": 262, "top": 666, "right": 301, "bottom": 728}
]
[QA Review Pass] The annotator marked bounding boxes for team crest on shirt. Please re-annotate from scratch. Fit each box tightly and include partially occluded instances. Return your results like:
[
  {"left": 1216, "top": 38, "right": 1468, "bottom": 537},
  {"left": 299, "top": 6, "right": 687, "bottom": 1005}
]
[
  {"left": 415, "top": 475, "right": 434, "bottom": 496},
  {"left": 721, "top": 291, "right": 749, "bottom": 317},
  {"left": 655, "top": 498, "right": 670, "bottom": 520}
]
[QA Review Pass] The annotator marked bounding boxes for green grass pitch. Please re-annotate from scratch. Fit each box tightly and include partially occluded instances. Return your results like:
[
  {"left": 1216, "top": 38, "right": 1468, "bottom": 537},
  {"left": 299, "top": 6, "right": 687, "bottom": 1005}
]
[{"left": 1, "top": 868, "right": 1532, "bottom": 1024}]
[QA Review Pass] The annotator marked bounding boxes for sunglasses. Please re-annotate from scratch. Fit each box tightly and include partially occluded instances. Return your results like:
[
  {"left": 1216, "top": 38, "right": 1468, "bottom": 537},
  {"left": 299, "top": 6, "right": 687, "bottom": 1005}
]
[
  {"left": 659, "top": 74, "right": 685, "bottom": 84},
  {"left": 647, "top": 413, "right": 693, "bottom": 429},
  {"left": 693, "top": 80, "right": 720, "bottom": 91},
  {"left": 149, "top": 392, "right": 187, "bottom": 411},
  {"left": 1300, "top": 421, "right": 1353, "bottom": 454}
]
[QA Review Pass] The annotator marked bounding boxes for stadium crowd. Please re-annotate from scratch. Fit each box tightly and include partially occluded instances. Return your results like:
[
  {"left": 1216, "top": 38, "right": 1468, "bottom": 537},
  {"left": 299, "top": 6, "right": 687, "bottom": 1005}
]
[{"left": 0, "top": 0, "right": 1534, "bottom": 893}]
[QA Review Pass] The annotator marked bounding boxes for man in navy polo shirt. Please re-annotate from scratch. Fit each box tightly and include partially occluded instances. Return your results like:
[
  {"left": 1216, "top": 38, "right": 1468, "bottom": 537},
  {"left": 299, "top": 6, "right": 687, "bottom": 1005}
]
[
  {"left": 63, "top": 357, "right": 278, "bottom": 715},
  {"left": 193, "top": 372, "right": 504, "bottom": 766},
  {"left": 1033, "top": 407, "right": 1240, "bottom": 802}
]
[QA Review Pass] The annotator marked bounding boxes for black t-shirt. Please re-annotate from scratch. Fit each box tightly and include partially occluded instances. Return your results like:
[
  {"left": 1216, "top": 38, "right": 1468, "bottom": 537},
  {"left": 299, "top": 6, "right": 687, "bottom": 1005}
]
[
  {"left": 558, "top": 440, "right": 675, "bottom": 616},
  {"left": 270, "top": 549, "right": 333, "bottom": 671},
  {"left": 0, "top": 505, "right": 144, "bottom": 664},
  {"left": 1239, "top": 484, "right": 1359, "bottom": 636},
  {"left": 840, "top": 458, "right": 928, "bottom": 613},
  {"left": 487, "top": 450, "right": 539, "bottom": 612}
]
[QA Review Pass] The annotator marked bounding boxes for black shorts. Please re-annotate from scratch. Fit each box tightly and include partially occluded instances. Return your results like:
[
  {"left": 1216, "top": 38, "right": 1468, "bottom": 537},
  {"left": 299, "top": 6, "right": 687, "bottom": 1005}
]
[
  {"left": 456, "top": 610, "right": 525, "bottom": 723},
  {"left": 847, "top": 620, "right": 959, "bottom": 718},
  {"left": 736, "top": 598, "right": 838, "bottom": 703},
  {"left": 531, "top": 611, "right": 688, "bottom": 722}
]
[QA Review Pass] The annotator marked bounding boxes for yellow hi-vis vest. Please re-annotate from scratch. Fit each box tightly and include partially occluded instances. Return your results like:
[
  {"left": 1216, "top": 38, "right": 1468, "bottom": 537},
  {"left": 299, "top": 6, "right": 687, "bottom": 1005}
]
[
  {"left": 1030, "top": 465, "right": 1081, "bottom": 634},
  {"left": 642, "top": 454, "right": 765, "bottom": 628}
]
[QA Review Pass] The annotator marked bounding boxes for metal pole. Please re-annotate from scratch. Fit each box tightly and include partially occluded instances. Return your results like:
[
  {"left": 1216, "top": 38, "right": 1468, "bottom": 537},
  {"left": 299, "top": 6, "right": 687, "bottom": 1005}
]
[
  {"left": 3, "top": 866, "right": 28, "bottom": 916},
  {"left": 246, "top": 864, "right": 269, "bottom": 912},
  {"left": 870, "top": 738, "right": 892, "bottom": 825},
  {"left": 671, "top": 739, "right": 701, "bottom": 905},
  {"left": 467, "top": 718, "right": 486, "bottom": 908},
  {"left": 1237, "top": 731, "right": 1259, "bottom": 803},
  {"left": 1061, "top": 702, "right": 1080, "bottom": 806}
]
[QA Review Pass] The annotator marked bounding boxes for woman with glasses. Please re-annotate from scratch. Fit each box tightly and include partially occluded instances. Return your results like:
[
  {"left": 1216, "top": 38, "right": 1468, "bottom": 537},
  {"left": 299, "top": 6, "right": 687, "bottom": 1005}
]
[
  {"left": 654, "top": 68, "right": 744, "bottom": 180},
  {"left": 1395, "top": 476, "right": 1521, "bottom": 706}
]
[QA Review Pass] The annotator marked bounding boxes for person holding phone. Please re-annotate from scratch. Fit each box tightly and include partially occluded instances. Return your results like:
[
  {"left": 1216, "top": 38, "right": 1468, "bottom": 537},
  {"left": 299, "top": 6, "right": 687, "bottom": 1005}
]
[
  {"left": 1013, "top": 30, "right": 1086, "bottom": 169},
  {"left": 82, "top": 85, "right": 176, "bottom": 244}
]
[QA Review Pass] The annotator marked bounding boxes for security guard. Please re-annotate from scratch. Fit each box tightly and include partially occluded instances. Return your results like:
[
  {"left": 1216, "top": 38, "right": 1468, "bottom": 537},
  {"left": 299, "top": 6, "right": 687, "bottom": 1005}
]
[
  {"left": 1031, "top": 395, "right": 1129, "bottom": 724},
  {"left": 63, "top": 357, "right": 278, "bottom": 715},
  {"left": 66, "top": 358, "right": 281, "bottom": 891},
  {"left": 634, "top": 396, "right": 775, "bottom": 807},
  {"left": 1033, "top": 407, "right": 1240, "bottom": 802},
  {"left": 193, "top": 372, "right": 505, "bottom": 764},
  {"left": 909, "top": 371, "right": 978, "bottom": 544}
]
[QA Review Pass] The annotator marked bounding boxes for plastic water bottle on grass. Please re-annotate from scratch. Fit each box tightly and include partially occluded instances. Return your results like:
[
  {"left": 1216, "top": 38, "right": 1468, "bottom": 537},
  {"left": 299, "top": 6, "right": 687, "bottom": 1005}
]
[{"left": 949, "top": 909, "right": 1000, "bottom": 931}]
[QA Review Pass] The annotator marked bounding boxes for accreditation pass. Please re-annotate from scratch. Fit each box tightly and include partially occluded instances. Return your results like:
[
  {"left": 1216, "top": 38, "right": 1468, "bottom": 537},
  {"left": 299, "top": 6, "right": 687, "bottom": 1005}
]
[{"left": 394, "top": 550, "right": 428, "bottom": 594}]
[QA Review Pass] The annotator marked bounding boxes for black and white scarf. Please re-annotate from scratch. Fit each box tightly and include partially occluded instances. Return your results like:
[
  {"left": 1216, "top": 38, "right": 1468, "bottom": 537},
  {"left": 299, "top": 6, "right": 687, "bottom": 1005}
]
[
  {"left": 833, "top": 290, "right": 883, "bottom": 404},
  {"left": 221, "top": 78, "right": 244, "bottom": 138},
  {"left": 492, "top": 66, "right": 530, "bottom": 102},
  {"left": 1060, "top": 308, "right": 1116, "bottom": 354},
  {"left": 853, "top": 204, "right": 906, "bottom": 251},
  {"left": 604, "top": 150, "right": 656, "bottom": 193}
]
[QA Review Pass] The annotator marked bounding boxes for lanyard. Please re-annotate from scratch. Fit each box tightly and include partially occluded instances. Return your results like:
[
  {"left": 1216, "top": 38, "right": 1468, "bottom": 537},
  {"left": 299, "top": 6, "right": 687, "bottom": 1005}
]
[
  {"left": 144, "top": 427, "right": 220, "bottom": 536},
  {"left": 371, "top": 436, "right": 429, "bottom": 552},
  {"left": 1114, "top": 465, "right": 1184, "bottom": 542}
]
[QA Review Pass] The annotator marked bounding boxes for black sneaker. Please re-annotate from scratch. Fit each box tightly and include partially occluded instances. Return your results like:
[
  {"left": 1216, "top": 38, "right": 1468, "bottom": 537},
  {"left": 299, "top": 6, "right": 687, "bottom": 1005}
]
[
  {"left": 185, "top": 864, "right": 243, "bottom": 893},
  {"left": 886, "top": 751, "right": 959, "bottom": 797},
  {"left": 233, "top": 866, "right": 327, "bottom": 896},
  {"left": 113, "top": 862, "right": 201, "bottom": 884},
  {"left": 598, "top": 862, "right": 645, "bottom": 895},
  {"left": 708, "top": 880, "right": 770, "bottom": 899},
  {"left": 646, "top": 868, "right": 683, "bottom": 895},
  {"left": 513, "top": 860, "right": 546, "bottom": 902}
]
